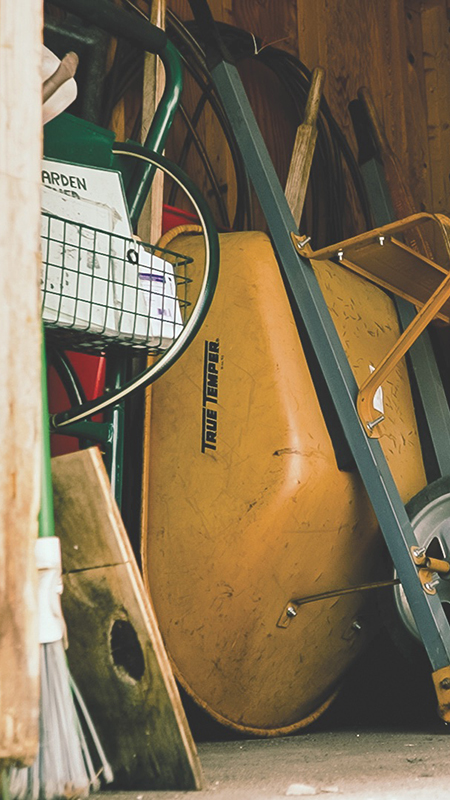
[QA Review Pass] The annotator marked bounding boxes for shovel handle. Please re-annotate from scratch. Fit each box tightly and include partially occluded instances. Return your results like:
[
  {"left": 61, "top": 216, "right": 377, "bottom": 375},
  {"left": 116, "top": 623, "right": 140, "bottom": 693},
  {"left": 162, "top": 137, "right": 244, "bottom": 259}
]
[{"left": 285, "top": 66, "right": 325, "bottom": 228}]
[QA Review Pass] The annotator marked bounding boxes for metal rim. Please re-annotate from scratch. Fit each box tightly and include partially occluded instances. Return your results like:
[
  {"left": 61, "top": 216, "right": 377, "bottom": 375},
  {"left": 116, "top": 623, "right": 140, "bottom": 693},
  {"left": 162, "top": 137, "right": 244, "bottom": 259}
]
[
  {"left": 50, "top": 145, "right": 220, "bottom": 429},
  {"left": 394, "top": 490, "right": 450, "bottom": 642}
]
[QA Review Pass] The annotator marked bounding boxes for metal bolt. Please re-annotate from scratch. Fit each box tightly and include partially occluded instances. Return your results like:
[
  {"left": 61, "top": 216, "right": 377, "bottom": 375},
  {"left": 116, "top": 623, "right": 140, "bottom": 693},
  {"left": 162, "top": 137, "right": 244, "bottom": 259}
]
[
  {"left": 337, "top": 249, "right": 344, "bottom": 261},
  {"left": 440, "top": 678, "right": 450, "bottom": 691},
  {"left": 413, "top": 546, "right": 427, "bottom": 559},
  {"left": 424, "top": 574, "right": 440, "bottom": 592},
  {"left": 296, "top": 236, "right": 311, "bottom": 249},
  {"left": 352, "top": 620, "right": 363, "bottom": 632},
  {"left": 366, "top": 414, "right": 385, "bottom": 431},
  {"left": 286, "top": 605, "right": 297, "bottom": 618},
  {"left": 378, "top": 235, "right": 385, "bottom": 246}
]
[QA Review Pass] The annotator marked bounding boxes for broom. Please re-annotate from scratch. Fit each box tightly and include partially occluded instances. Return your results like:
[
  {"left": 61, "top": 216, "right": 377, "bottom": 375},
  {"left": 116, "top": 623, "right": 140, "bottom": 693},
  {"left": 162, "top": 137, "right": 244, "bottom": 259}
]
[{"left": 9, "top": 338, "right": 113, "bottom": 800}]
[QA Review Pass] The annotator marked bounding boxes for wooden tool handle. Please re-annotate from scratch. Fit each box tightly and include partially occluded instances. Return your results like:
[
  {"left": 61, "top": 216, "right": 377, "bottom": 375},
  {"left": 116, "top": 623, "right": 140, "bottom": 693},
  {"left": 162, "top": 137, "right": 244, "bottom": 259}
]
[
  {"left": 285, "top": 66, "right": 325, "bottom": 229},
  {"left": 303, "top": 66, "right": 325, "bottom": 127}
]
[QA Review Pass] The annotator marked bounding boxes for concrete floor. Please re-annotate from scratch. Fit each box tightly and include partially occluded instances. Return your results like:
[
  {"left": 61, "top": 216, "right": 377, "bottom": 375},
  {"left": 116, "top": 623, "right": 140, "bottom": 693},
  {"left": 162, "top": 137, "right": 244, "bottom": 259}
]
[
  {"left": 104, "top": 730, "right": 450, "bottom": 800},
  {"left": 103, "top": 634, "right": 450, "bottom": 799}
]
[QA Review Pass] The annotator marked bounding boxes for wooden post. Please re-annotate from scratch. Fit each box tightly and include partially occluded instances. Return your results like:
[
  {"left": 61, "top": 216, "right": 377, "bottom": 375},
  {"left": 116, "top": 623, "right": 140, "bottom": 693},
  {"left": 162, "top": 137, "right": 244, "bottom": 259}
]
[
  {"left": 140, "top": 0, "right": 167, "bottom": 582},
  {"left": 138, "top": 0, "right": 167, "bottom": 244},
  {"left": 0, "top": 0, "right": 42, "bottom": 767}
]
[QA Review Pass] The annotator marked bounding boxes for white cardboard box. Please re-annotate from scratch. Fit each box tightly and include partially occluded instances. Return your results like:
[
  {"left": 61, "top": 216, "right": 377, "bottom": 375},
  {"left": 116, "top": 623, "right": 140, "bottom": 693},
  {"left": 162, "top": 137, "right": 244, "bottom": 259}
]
[
  {"left": 40, "top": 159, "right": 184, "bottom": 348},
  {"left": 115, "top": 243, "right": 184, "bottom": 349},
  {"left": 41, "top": 197, "right": 122, "bottom": 336}
]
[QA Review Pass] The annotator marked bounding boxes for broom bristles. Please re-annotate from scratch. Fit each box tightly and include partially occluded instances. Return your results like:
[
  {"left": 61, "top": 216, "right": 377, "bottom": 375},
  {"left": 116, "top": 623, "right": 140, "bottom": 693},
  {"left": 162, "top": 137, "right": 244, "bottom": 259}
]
[{"left": 10, "top": 640, "right": 112, "bottom": 800}]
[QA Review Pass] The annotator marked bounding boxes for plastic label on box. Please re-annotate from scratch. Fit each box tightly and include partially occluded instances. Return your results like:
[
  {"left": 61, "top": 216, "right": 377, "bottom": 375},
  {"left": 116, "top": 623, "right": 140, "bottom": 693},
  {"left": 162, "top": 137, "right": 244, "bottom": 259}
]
[
  {"left": 41, "top": 158, "right": 132, "bottom": 237},
  {"left": 114, "top": 243, "right": 184, "bottom": 349},
  {"left": 119, "top": 245, "right": 183, "bottom": 349}
]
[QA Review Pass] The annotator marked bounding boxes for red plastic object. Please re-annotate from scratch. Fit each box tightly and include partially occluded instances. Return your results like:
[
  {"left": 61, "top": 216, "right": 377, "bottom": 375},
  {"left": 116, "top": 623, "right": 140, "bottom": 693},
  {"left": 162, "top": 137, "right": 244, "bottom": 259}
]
[
  {"left": 161, "top": 204, "right": 199, "bottom": 234},
  {"left": 47, "top": 351, "right": 106, "bottom": 456}
]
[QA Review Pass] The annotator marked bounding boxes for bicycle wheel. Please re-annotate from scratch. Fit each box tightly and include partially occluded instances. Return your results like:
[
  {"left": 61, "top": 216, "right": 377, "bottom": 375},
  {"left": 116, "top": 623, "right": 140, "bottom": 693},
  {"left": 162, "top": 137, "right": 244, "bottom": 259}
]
[{"left": 49, "top": 143, "right": 219, "bottom": 431}]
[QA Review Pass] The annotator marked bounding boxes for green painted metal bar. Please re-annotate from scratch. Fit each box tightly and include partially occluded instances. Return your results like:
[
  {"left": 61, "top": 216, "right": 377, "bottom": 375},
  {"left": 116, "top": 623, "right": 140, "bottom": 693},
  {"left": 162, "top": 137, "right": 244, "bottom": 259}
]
[
  {"left": 126, "top": 40, "right": 183, "bottom": 227},
  {"left": 40, "top": 334, "right": 56, "bottom": 539},
  {"left": 186, "top": 0, "right": 450, "bottom": 670},
  {"left": 103, "top": 355, "right": 126, "bottom": 509},
  {"left": 53, "top": 421, "right": 114, "bottom": 447}
]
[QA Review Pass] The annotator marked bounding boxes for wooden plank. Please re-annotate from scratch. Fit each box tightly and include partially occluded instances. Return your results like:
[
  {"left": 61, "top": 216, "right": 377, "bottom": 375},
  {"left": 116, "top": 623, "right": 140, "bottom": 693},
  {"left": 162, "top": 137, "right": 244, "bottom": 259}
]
[
  {"left": 52, "top": 448, "right": 202, "bottom": 790},
  {"left": 357, "top": 85, "right": 434, "bottom": 259},
  {"left": 404, "top": 3, "right": 430, "bottom": 213},
  {"left": 421, "top": 3, "right": 450, "bottom": 216},
  {"left": 139, "top": 0, "right": 167, "bottom": 630},
  {"left": 0, "top": 0, "right": 42, "bottom": 767},
  {"left": 232, "top": 0, "right": 299, "bottom": 56},
  {"left": 139, "top": 0, "right": 166, "bottom": 244}
]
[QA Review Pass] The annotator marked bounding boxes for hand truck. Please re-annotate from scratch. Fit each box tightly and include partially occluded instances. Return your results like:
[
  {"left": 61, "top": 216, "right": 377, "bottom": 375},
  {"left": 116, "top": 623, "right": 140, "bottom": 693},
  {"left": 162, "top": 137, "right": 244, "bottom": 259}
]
[{"left": 186, "top": 0, "right": 450, "bottom": 720}]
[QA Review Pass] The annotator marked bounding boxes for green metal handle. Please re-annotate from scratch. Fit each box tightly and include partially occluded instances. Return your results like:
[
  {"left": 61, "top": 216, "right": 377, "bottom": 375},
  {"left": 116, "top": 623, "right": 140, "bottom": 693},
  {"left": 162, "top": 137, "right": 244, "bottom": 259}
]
[
  {"left": 49, "top": 0, "right": 184, "bottom": 226},
  {"left": 126, "top": 39, "right": 183, "bottom": 226},
  {"left": 49, "top": 0, "right": 168, "bottom": 54},
  {"left": 40, "top": 333, "right": 55, "bottom": 539}
]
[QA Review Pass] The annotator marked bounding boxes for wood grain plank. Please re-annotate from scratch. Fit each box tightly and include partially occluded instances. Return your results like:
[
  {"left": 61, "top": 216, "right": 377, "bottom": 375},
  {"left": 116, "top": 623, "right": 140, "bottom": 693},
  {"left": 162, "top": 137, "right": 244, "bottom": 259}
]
[
  {"left": 404, "top": 3, "right": 430, "bottom": 214},
  {"left": 0, "top": 0, "right": 42, "bottom": 767},
  {"left": 232, "top": 0, "right": 299, "bottom": 56},
  {"left": 421, "top": 1, "right": 450, "bottom": 216},
  {"left": 52, "top": 448, "right": 202, "bottom": 790}
]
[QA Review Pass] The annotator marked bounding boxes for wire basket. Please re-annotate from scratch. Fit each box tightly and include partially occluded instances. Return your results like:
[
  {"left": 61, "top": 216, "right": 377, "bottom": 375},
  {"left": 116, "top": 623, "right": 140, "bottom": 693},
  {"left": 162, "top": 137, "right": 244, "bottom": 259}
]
[{"left": 41, "top": 211, "right": 192, "bottom": 354}]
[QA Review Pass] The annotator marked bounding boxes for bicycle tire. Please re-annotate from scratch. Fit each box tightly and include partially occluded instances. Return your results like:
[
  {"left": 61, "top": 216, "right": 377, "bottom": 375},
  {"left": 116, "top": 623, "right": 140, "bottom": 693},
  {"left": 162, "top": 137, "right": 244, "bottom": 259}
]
[{"left": 50, "top": 143, "right": 220, "bottom": 431}]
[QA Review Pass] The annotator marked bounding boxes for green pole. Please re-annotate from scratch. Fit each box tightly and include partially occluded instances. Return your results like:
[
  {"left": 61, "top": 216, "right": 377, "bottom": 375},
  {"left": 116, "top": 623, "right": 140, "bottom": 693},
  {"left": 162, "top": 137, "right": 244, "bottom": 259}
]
[
  {"left": 125, "top": 40, "right": 184, "bottom": 227},
  {"left": 39, "top": 334, "right": 55, "bottom": 539}
]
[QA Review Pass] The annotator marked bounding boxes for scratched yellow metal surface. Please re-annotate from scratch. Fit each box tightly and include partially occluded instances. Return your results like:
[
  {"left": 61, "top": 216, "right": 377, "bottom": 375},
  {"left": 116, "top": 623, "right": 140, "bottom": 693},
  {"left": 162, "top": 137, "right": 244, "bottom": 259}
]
[{"left": 142, "top": 231, "right": 426, "bottom": 735}]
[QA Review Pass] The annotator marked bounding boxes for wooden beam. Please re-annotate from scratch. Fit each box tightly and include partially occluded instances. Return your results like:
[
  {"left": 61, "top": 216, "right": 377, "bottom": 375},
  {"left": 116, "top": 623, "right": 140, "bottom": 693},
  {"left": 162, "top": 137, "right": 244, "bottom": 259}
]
[
  {"left": 140, "top": 0, "right": 167, "bottom": 673},
  {"left": 0, "top": 0, "right": 42, "bottom": 767},
  {"left": 138, "top": 0, "right": 167, "bottom": 244}
]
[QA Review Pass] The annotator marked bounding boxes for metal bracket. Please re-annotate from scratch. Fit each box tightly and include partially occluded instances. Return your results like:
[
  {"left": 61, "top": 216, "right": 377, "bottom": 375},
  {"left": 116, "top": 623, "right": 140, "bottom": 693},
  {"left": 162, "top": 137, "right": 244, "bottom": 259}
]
[
  {"left": 432, "top": 665, "right": 450, "bottom": 722},
  {"left": 411, "top": 545, "right": 450, "bottom": 577},
  {"left": 418, "top": 568, "right": 439, "bottom": 595},
  {"left": 294, "top": 213, "right": 450, "bottom": 436}
]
